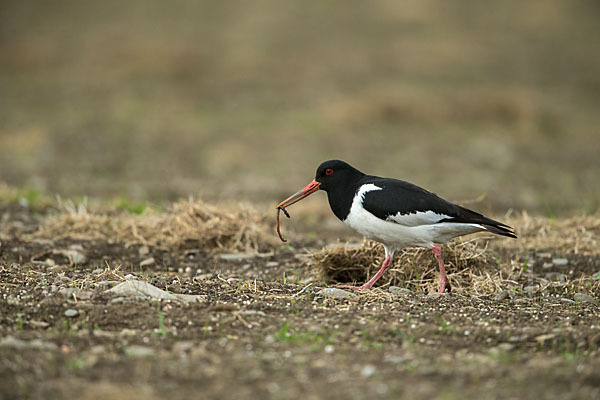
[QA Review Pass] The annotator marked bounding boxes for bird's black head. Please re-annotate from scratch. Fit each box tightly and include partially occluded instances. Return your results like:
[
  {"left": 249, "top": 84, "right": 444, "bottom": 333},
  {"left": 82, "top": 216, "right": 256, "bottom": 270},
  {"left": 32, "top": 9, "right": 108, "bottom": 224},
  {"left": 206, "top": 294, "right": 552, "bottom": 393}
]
[
  {"left": 314, "top": 160, "right": 364, "bottom": 192},
  {"left": 276, "top": 159, "right": 365, "bottom": 221}
]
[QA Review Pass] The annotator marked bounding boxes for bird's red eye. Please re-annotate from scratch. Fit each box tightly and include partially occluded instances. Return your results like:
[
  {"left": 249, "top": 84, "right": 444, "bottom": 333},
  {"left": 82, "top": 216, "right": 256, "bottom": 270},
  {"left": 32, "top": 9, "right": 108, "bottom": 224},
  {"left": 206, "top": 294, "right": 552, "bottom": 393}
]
[{"left": 325, "top": 168, "right": 334, "bottom": 175}]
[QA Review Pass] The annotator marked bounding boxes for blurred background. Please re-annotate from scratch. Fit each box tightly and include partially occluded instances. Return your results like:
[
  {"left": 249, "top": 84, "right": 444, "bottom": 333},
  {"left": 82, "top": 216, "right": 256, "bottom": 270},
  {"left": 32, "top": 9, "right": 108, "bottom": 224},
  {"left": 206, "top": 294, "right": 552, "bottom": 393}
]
[{"left": 1, "top": 0, "right": 599, "bottom": 216}]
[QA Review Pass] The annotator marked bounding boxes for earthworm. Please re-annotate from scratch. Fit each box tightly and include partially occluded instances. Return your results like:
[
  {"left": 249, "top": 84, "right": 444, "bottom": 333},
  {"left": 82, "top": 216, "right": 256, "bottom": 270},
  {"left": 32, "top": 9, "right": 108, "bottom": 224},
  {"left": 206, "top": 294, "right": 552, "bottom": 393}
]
[{"left": 276, "top": 206, "right": 290, "bottom": 242}]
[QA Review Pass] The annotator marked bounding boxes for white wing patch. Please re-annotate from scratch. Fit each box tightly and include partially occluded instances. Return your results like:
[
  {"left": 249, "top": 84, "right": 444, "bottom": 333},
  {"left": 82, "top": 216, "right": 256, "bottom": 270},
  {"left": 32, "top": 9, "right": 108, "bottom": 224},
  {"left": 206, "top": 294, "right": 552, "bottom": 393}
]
[{"left": 386, "top": 210, "right": 450, "bottom": 227}]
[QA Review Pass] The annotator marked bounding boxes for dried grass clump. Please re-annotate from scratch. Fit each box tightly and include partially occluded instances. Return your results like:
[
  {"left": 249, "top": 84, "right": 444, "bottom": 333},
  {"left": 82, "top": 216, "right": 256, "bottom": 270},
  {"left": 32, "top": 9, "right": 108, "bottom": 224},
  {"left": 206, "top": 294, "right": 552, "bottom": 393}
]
[
  {"left": 30, "top": 198, "right": 279, "bottom": 253},
  {"left": 312, "top": 239, "right": 501, "bottom": 294},
  {"left": 501, "top": 212, "right": 600, "bottom": 255}
]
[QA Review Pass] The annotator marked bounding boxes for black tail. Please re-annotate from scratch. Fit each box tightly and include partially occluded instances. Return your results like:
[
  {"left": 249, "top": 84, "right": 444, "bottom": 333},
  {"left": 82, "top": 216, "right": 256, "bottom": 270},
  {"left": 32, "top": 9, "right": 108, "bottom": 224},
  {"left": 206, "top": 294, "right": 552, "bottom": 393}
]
[
  {"left": 439, "top": 205, "right": 517, "bottom": 239},
  {"left": 482, "top": 222, "right": 517, "bottom": 238}
]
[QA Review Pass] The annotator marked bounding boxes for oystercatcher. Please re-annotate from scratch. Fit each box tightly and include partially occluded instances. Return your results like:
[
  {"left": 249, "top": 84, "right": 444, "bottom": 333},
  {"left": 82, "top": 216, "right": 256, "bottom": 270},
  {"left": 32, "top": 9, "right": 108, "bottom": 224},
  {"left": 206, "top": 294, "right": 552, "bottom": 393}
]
[{"left": 277, "top": 160, "right": 516, "bottom": 292}]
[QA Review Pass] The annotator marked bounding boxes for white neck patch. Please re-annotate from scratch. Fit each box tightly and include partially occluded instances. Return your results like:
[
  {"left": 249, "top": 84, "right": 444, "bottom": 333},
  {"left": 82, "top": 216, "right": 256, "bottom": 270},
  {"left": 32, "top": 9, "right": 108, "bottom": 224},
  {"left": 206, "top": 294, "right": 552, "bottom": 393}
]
[{"left": 356, "top": 183, "right": 383, "bottom": 201}]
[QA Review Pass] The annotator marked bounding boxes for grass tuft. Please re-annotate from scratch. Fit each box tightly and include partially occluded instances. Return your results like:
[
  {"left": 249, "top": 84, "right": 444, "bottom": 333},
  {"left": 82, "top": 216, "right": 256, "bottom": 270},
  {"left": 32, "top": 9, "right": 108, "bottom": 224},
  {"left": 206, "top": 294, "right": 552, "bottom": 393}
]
[{"left": 29, "top": 198, "right": 279, "bottom": 253}]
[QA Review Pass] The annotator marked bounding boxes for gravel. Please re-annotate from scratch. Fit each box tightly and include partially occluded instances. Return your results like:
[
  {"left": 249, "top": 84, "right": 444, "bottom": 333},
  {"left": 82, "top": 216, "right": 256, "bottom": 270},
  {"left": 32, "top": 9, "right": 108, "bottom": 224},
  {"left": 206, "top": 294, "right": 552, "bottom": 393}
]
[
  {"left": 389, "top": 286, "right": 413, "bottom": 296},
  {"left": 316, "top": 288, "right": 355, "bottom": 299}
]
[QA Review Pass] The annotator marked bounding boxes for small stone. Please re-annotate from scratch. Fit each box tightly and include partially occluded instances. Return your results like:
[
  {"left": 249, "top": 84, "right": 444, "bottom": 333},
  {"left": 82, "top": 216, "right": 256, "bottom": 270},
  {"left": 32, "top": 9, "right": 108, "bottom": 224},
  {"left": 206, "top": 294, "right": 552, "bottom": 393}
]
[
  {"left": 489, "top": 343, "right": 514, "bottom": 357},
  {"left": 552, "top": 258, "right": 569, "bottom": 266},
  {"left": 6, "top": 295, "right": 20, "bottom": 306},
  {"left": 316, "top": 288, "right": 354, "bottom": 299},
  {"left": 63, "top": 249, "right": 87, "bottom": 265},
  {"left": 574, "top": 293, "right": 597, "bottom": 304},
  {"left": 427, "top": 292, "right": 442, "bottom": 299},
  {"left": 107, "top": 280, "right": 206, "bottom": 303},
  {"left": 243, "top": 310, "right": 266, "bottom": 316},
  {"left": 124, "top": 345, "right": 155, "bottom": 358},
  {"left": 535, "top": 333, "right": 556, "bottom": 343},
  {"left": 219, "top": 253, "right": 255, "bottom": 261},
  {"left": 58, "top": 287, "right": 76, "bottom": 298},
  {"left": 172, "top": 341, "right": 195, "bottom": 354},
  {"left": 524, "top": 286, "right": 538, "bottom": 295},
  {"left": 384, "top": 355, "right": 408, "bottom": 364},
  {"left": 175, "top": 293, "right": 208, "bottom": 303},
  {"left": 29, "top": 320, "right": 50, "bottom": 328},
  {"left": 498, "top": 343, "right": 515, "bottom": 351},
  {"left": 64, "top": 309, "right": 79, "bottom": 318},
  {"left": 361, "top": 364, "right": 376, "bottom": 378},
  {"left": 389, "top": 286, "right": 412, "bottom": 296},
  {"left": 560, "top": 298, "right": 576, "bottom": 304},
  {"left": 138, "top": 246, "right": 150, "bottom": 256},
  {"left": 108, "top": 280, "right": 178, "bottom": 301},
  {"left": 544, "top": 273, "right": 566, "bottom": 285},
  {"left": 494, "top": 290, "right": 510, "bottom": 301},
  {"left": 265, "top": 261, "right": 279, "bottom": 268},
  {"left": 139, "top": 257, "right": 155, "bottom": 267},
  {"left": 73, "top": 289, "right": 93, "bottom": 300},
  {"left": 0, "top": 336, "right": 57, "bottom": 351},
  {"left": 89, "top": 345, "right": 107, "bottom": 354}
]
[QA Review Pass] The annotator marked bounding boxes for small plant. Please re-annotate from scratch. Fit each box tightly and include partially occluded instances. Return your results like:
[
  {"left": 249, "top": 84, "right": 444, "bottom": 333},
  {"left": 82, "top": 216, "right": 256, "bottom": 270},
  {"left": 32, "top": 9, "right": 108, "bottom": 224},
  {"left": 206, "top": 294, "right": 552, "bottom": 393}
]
[
  {"left": 562, "top": 349, "right": 584, "bottom": 360},
  {"left": 272, "top": 321, "right": 340, "bottom": 347},
  {"left": 17, "top": 188, "right": 42, "bottom": 208},
  {"left": 273, "top": 321, "right": 291, "bottom": 341},
  {"left": 65, "top": 357, "right": 85, "bottom": 372},
  {"left": 359, "top": 329, "right": 383, "bottom": 349},
  {"left": 388, "top": 328, "right": 415, "bottom": 346},
  {"left": 435, "top": 316, "right": 455, "bottom": 335},
  {"left": 117, "top": 197, "right": 147, "bottom": 214},
  {"left": 16, "top": 314, "right": 23, "bottom": 330},
  {"left": 153, "top": 309, "right": 167, "bottom": 337},
  {"left": 521, "top": 254, "right": 529, "bottom": 274}
]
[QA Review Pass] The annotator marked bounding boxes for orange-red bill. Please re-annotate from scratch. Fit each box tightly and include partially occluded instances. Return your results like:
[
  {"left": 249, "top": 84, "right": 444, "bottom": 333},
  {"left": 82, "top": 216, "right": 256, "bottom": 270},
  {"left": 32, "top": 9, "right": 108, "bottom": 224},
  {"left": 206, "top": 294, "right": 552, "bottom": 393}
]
[
  {"left": 275, "top": 179, "right": 321, "bottom": 242},
  {"left": 276, "top": 179, "right": 321, "bottom": 209}
]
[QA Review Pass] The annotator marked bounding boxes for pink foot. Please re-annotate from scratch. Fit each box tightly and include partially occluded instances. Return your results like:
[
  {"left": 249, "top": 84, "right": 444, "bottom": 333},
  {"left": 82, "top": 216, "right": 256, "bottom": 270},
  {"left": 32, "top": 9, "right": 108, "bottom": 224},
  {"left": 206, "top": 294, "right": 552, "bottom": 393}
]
[
  {"left": 433, "top": 245, "right": 451, "bottom": 293},
  {"left": 336, "top": 256, "right": 393, "bottom": 291}
]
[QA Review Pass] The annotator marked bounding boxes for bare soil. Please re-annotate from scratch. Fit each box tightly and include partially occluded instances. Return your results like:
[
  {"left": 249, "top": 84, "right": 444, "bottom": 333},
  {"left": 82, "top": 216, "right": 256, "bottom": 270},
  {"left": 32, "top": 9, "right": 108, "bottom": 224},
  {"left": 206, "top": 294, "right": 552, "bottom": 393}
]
[{"left": 1, "top": 204, "right": 599, "bottom": 400}]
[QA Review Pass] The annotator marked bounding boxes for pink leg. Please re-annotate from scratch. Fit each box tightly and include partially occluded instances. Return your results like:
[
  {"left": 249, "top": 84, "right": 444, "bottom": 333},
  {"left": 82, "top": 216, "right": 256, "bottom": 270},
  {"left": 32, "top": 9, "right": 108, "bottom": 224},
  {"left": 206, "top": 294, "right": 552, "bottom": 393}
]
[
  {"left": 432, "top": 245, "right": 450, "bottom": 293},
  {"left": 337, "top": 257, "right": 393, "bottom": 290}
]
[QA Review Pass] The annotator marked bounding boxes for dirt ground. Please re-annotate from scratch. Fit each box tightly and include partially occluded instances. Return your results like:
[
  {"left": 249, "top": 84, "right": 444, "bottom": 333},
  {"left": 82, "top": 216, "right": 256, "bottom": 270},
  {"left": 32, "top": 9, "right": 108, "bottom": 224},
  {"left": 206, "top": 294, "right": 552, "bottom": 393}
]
[
  {"left": 2, "top": 1, "right": 600, "bottom": 214},
  {"left": 1, "top": 202, "right": 599, "bottom": 400},
  {"left": 2, "top": 2, "right": 600, "bottom": 399}
]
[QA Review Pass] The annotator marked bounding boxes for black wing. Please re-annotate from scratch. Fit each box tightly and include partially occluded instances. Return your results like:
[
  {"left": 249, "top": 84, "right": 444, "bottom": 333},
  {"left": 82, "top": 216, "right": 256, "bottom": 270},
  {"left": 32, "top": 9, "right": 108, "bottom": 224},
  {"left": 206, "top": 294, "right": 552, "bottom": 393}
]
[{"left": 360, "top": 176, "right": 517, "bottom": 238}]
